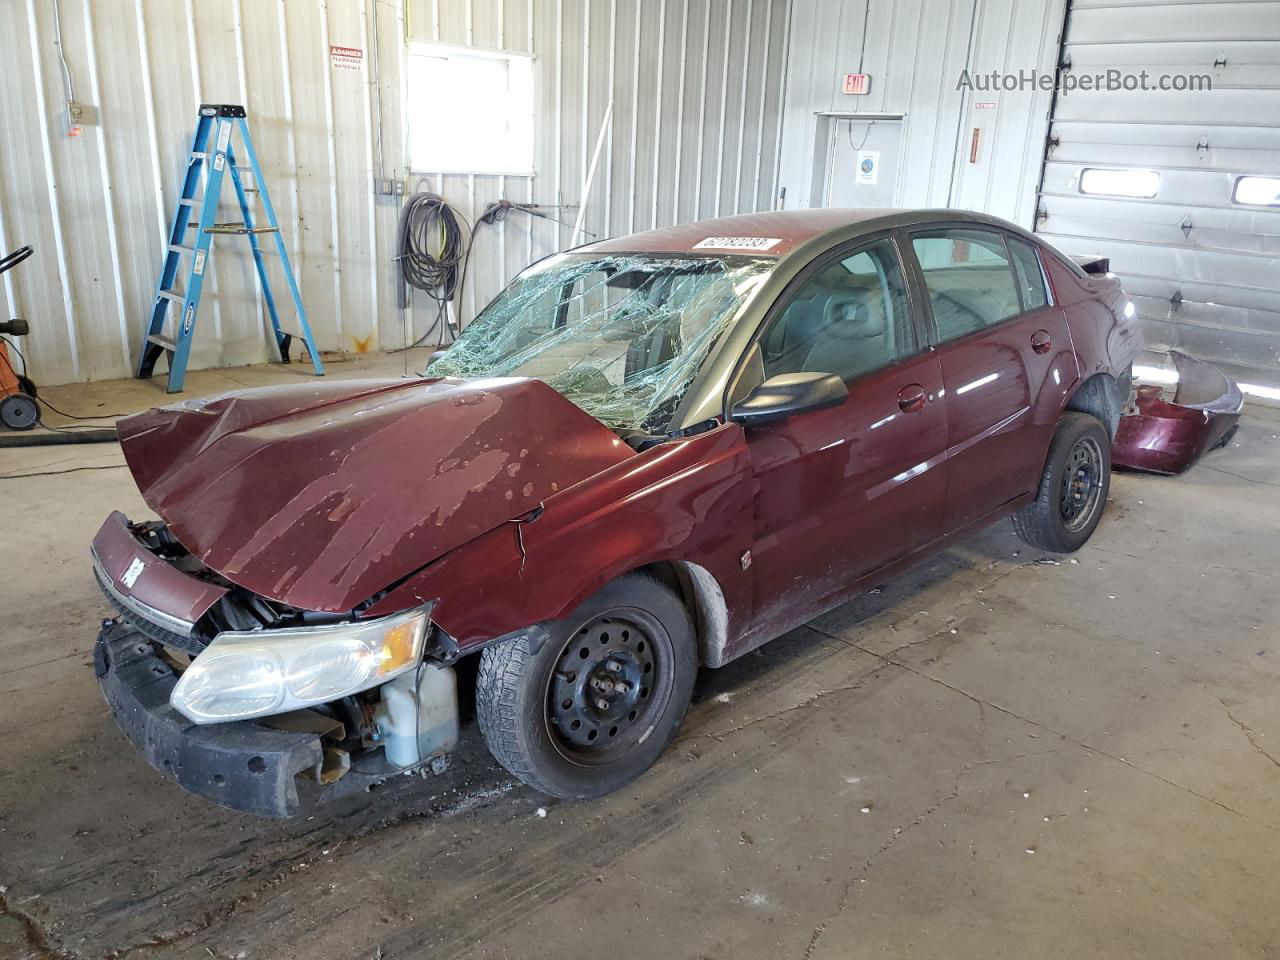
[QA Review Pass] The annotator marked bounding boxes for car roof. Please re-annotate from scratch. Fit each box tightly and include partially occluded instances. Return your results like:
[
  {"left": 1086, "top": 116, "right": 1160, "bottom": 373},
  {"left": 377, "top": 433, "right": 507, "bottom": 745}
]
[
  {"left": 576, "top": 208, "right": 1027, "bottom": 260},
  {"left": 578, "top": 209, "right": 900, "bottom": 259}
]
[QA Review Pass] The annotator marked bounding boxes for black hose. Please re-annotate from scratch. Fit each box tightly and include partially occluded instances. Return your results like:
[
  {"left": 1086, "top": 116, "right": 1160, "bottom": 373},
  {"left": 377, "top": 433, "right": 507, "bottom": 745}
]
[
  {"left": 0, "top": 427, "right": 117, "bottom": 447},
  {"left": 396, "top": 192, "right": 468, "bottom": 310},
  {"left": 0, "top": 337, "right": 133, "bottom": 421}
]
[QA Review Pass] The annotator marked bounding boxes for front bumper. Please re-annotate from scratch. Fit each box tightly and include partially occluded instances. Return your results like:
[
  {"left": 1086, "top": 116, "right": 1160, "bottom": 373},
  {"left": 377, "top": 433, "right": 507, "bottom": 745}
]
[{"left": 94, "top": 620, "right": 324, "bottom": 817}]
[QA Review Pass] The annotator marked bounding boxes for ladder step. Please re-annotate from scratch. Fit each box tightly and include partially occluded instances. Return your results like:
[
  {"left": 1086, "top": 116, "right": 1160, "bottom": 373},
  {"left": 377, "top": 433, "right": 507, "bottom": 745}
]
[
  {"left": 147, "top": 334, "right": 177, "bottom": 352},
  {"left": 204, "top": 222, "right": 279, "bottom": 236},
  {"left": 157, "top": 290, "right": 184, "bottom": 303},
  {"left": 168, "top": 244, "right": 195, "bottom": 255},
  {"left": 178, "top": 198, "right": 198, "bottom": 207}
]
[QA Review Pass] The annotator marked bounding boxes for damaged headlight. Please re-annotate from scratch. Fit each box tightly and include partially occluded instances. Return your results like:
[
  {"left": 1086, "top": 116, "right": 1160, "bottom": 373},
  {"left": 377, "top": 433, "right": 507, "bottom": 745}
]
[{"left": 170, "top": 605, "right": 432, "bottom": 724}]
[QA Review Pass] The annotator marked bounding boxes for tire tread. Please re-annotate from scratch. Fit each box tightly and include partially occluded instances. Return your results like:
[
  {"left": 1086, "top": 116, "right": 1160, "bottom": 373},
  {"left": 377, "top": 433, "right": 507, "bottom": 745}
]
[
  {"left": 476, "top": 572, "right": 692, "bottom": 798},
  {"left": 1012, "top": 411, "right": 1109, "bottom": 553}
]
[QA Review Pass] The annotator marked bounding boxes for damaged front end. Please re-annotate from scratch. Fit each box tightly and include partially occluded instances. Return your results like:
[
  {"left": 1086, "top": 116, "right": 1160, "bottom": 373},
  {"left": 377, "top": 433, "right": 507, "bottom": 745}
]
[
  {"left": 92, "top": 375, "right": 635, "bottom": 815},
  {"left": 1113, "top": 351, "right": 1244, "bottom": 475},
  {"left": 92, "top": 511, "right": 460, "bottom": 817}
]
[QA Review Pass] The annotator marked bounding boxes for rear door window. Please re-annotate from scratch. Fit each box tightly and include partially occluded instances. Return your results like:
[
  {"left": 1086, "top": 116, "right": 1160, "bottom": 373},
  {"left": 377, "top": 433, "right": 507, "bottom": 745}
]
[
  {"left": 910, "top": 229, "right": 1023, "bottom": 342},
  {"left": 1007, "top": 237, "right": 1050, "bottom": 311}
]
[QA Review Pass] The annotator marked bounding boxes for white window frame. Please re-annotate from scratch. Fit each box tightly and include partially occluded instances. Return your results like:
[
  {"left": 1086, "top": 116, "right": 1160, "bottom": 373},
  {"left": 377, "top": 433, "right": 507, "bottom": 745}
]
[{"left": 407, "top": 42, "right": 535, "bottom": 177}]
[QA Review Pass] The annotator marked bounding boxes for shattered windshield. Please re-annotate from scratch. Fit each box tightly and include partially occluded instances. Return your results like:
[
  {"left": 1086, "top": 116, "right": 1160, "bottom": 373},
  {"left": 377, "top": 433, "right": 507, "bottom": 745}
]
[{"left": 426, "top": 252, "right": 772, "bottom": 432}]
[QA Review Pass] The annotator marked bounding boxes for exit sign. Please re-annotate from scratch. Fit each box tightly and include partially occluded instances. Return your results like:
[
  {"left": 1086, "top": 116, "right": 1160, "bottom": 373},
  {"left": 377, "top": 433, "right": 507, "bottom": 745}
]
[{"left": 842, "top": 73, "right": 871, "bottom": 95}]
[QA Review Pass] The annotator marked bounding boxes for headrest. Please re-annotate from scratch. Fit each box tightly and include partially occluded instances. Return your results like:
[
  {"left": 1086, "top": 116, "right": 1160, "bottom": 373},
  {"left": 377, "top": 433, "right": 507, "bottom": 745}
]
[{"left": 822, "top": 288, "right": 882, "bottom": 340}]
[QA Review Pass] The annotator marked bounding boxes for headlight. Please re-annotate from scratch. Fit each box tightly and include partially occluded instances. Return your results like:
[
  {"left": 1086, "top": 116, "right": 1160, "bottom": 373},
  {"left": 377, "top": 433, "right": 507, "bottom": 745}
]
[{"left": 170, "top": 605, "right": 432, "bottom": 724}]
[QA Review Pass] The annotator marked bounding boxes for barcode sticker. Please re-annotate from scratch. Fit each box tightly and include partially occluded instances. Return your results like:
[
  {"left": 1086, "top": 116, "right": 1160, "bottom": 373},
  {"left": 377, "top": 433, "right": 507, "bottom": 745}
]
[{"left": 692, "top": 237, "right": 782, "bottom": 251}]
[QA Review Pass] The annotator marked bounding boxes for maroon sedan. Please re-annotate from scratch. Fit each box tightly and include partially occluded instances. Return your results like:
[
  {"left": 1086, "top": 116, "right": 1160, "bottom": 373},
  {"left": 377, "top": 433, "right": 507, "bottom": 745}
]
[{"left": 92, "top": 209, "right": 1140, "bottom": 815}]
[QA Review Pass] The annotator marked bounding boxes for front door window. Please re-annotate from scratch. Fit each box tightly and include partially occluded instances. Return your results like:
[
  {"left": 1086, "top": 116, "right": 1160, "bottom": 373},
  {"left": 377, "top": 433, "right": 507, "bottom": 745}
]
[{"left": 760, "top": 238, "right": 916, "bottom": 383}]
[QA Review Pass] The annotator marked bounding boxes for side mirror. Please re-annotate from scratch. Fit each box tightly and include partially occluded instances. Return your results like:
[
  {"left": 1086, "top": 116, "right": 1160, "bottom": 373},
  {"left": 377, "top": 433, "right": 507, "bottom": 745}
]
[
  {"left": 730, "top": 372, "right": 848, "bottom": 426},
  {"left": 427, "top": 349, "right": 449, "bottom": 366}
]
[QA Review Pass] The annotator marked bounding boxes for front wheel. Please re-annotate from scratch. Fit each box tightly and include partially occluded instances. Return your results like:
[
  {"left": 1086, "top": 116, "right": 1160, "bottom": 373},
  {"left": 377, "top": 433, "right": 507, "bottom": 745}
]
[
  {"left": 1012, "top": 412, "right": 1111, "bottom": 553},
  {"left": 476, "top": 572, "right": 697, "bottom": 799}
]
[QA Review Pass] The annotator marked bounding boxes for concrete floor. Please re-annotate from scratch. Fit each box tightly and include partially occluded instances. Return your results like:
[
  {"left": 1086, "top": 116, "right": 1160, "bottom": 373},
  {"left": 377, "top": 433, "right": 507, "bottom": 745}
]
[{"left": 2, "top": 353, "right": 1279, "bottom": 960}]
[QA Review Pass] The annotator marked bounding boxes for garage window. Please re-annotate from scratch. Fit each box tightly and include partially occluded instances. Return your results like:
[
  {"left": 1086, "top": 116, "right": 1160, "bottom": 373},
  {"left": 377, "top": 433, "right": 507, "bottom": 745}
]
[
  {"left": 1233, "top": 176, "right": 1280, "bottom": 208},
  {"left": 408, "top": 44, "right": 534, "bottom": 174},
  {"left": 1079, "top": 168, "right": 1160, "bottom": 199}
]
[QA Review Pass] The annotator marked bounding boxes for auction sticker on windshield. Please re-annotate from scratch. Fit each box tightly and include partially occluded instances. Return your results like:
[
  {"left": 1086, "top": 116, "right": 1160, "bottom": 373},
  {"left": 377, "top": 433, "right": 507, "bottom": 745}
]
[{"left": 692, "top": 237, "right": 782, "bottom": 251}]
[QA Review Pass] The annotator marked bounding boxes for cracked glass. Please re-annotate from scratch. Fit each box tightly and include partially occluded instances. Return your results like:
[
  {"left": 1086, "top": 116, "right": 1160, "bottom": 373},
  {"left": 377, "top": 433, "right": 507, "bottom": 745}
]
[{"left": 426, "top": 252, "right": 773, "bottom": 432}]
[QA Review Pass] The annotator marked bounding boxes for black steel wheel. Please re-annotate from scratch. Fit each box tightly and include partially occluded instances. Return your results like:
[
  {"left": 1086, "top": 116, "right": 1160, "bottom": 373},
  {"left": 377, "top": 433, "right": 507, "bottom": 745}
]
[
  {"left": 546, "top": 610, "right": 672, "bottom": 764},
  {"left": 1060, "top": 435, "right": 1104, "bottom": 533},
  {"left": 1013, "top": 412, "right": 1111, "bottom": 553},
  {"left": 476, "top": 572, "right": 697, "bottom": 799}
]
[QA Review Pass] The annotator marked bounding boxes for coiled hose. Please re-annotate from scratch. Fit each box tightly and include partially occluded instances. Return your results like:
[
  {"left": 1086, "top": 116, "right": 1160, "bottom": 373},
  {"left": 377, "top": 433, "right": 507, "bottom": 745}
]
[{"left": 395, "top": 192, "right": 469, "bottom": 350}]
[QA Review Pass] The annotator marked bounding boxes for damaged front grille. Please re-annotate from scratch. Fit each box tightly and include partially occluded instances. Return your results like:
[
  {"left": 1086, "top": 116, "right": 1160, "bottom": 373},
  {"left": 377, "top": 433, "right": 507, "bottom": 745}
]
[{"left": 94, "top": 565, "right": 209, "bottom": 656}]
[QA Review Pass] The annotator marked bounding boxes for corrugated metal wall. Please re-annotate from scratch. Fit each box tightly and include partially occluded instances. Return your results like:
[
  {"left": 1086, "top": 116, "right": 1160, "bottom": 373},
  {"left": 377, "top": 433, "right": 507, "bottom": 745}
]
[
  {"left": 0, "top": 0, "right": 408, "bottom": 386},
  {"left": 1, "top": 0, "right": 789, "bottom": 386},
  {"left": 407, "top": 0, "right": 791, "bottom": 346},
  {"left": 775, "top": 0, "right": 1066, "bottom": 228},
  {"left": 1035, "top": 0, "right": 1280, "bottom": 389}
]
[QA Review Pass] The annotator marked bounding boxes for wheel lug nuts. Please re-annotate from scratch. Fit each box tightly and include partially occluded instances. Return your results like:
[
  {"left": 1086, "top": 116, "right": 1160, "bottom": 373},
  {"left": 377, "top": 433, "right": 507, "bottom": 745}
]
[
  {"left": 606, "top": 661, "right": 621, "bottom": 672},
  {"left": 596, "top": 698, "right": 609, "bottom": 711}
]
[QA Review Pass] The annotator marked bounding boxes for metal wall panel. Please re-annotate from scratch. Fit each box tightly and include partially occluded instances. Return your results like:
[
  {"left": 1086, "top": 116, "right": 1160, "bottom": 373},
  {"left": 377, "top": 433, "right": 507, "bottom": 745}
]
[
  {"left": 1036, "top": 0, "right": 1280, "bottom": 388},
  {"left": 402, "top": 0, "right": 791, "bottom": 347},
  {"left": 3, "top": 0, "right": 789, "bottom": 385},
  {"left": 0, "top": 0, "right": 408, "bottom": 386},
  {"left": 774, "top": 0, "right": 1066, "bottom": 228}
]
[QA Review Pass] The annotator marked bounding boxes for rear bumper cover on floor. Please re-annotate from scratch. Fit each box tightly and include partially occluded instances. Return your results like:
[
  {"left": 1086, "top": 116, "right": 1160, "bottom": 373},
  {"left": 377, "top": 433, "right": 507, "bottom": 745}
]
[
  {"left": 1113, "top": 352, "right": 1244, "bottom": 476},
  {"left": 93, "top": 620, "right": 324, "bottom": 817}
]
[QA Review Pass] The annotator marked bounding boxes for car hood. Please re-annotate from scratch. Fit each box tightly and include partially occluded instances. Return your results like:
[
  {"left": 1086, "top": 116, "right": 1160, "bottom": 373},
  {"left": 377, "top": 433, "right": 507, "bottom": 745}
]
[{"left": 117, "top": 377, "right": 634, "bottom": 612}]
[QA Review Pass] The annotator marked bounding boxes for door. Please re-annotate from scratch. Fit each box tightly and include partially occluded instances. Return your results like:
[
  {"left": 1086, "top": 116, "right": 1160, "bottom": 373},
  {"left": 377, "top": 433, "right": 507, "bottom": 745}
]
[
  {"left": 1035, "top": 1, "right": 1280, "bottom": 395},
  {"left": 907, "top": 227, "right": 1074, "bottom": 532},
  {"left": 825, "top": 118, "right": 903, "bottom": 208},
  {"left": 737, "top": 235, "right": 947, "bottom": 629}
]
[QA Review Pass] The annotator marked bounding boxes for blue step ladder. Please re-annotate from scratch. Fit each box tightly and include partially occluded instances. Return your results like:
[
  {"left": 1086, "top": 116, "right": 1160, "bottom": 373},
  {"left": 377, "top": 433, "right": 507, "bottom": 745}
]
[{"left": 138, "top": 104, "right": 324, "bottom": 392}]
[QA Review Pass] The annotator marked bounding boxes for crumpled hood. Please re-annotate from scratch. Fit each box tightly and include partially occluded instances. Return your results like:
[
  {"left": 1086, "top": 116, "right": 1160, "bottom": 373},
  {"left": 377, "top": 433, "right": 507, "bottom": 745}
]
[{"left": 117, "top": 377, "right": 634, "bottom": 612}]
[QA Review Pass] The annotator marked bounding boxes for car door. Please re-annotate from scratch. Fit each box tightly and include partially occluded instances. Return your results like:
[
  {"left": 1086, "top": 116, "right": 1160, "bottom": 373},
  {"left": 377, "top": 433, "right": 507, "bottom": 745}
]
[
  {"left": 905, "top": 227, "right": 1075, "bottom": 533},
  {"left": 730, "top": 234, "right": 948, "bottom": 630}
]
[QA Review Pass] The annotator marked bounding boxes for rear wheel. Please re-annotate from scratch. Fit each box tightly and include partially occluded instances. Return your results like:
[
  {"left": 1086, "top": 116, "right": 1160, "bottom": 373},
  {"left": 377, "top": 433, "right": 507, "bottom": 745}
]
[
  {"left": 476, "top": 572, "right": 697, "bottom": 799},
  {"left": 1012, "top": 412, "right": 1111, "bottom": 553}
]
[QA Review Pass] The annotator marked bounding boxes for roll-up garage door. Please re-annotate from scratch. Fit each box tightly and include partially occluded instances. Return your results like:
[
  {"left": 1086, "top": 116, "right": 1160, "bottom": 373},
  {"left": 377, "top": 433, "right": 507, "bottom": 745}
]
[{"left": 1035, "top": 0, "right": 1280, "bottom": 394}]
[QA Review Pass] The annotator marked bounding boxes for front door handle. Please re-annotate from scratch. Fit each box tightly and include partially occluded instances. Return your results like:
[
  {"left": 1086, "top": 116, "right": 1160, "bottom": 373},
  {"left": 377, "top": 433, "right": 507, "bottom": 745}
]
[
  {"left": 897, "top": 383, "right": 927, "bottom": 413},
  {"left": 1030, "top": 329, "right": 1052, "bottom": 354}
]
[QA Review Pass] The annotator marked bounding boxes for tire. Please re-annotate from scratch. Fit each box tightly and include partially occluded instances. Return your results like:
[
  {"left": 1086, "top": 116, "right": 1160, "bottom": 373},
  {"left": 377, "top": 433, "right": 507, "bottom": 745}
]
[
  {"left": 476, "top": 572, "right": 697, "bottom": 799},
  {"left": 1012, "top": 411, "right": 1111, "bottom": 553},
  {"left": 0, "top": 393, "right": 39, "bottom": 430}
]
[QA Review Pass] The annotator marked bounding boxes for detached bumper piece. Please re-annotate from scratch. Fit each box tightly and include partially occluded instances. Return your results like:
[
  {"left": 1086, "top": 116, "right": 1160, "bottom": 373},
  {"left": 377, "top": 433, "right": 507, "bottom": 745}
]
[
  {"left": 1113, "top": 351, "right": 1244, "bottom": 476},
  {"left": 94, "top": 620, "right": 324, "bottom": 817}
]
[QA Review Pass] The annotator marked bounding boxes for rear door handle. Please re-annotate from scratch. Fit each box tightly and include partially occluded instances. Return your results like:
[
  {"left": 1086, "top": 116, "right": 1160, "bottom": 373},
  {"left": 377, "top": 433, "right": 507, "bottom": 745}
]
[
  {"left": 897, "top": 383, "right": 927, "bottom": 413},
  {"left": 1030, "top": 329, "right": 1052, "bottom": 354}
]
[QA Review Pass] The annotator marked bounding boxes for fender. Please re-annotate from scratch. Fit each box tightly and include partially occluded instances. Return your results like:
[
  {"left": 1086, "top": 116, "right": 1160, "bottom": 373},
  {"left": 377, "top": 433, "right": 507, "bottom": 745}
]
[{"left": 363, "top": 423, "right": 756, "bottom": 660}]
